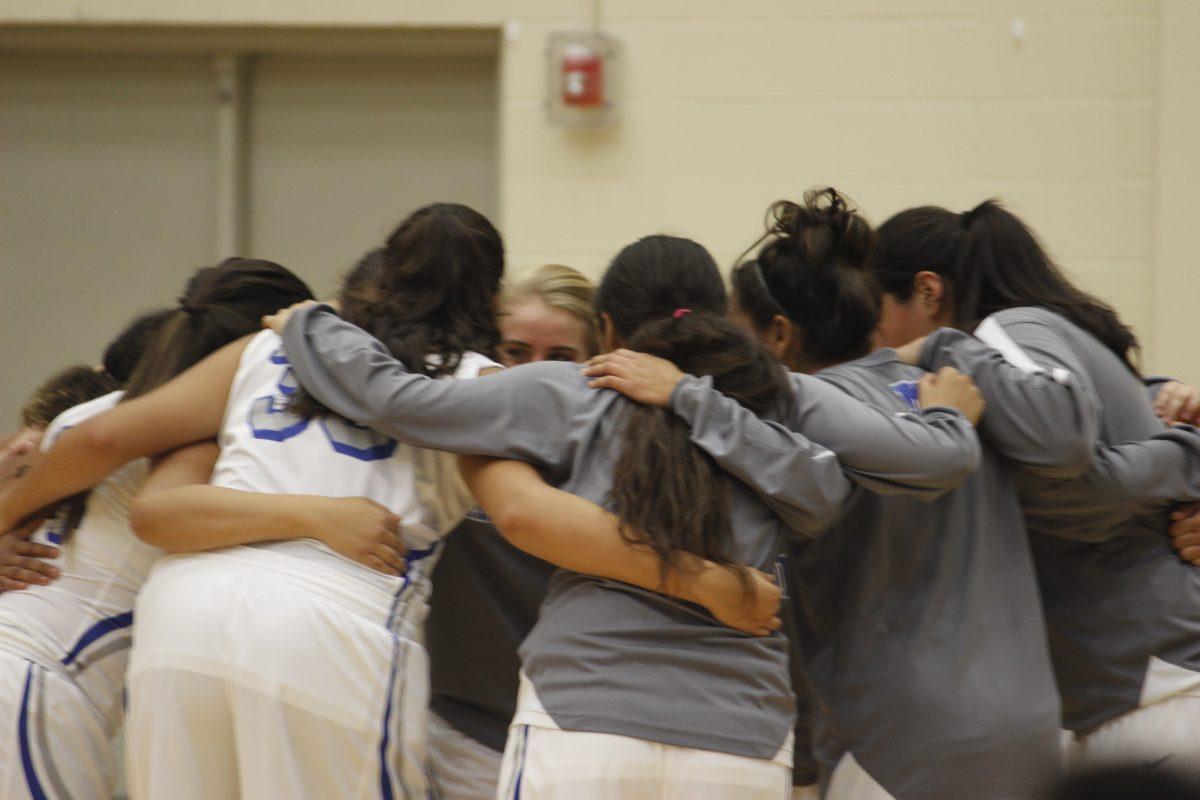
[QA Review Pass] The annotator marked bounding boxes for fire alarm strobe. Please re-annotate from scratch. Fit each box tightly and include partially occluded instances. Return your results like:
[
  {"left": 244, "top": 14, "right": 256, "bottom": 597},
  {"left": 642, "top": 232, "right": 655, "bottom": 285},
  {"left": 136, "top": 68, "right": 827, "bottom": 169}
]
[{"left": 545, "top": 32, "right": 620, "bottom": 127}]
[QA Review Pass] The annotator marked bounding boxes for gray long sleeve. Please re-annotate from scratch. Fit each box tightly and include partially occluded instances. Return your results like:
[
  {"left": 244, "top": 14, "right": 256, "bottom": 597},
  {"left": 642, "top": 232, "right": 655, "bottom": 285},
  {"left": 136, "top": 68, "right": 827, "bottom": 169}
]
[
  {"left": 282, "top": 306, "right": 814, "bottom": 761},
  {"left": 1074, "top": 425, "right": 1200, "bottom": 517},
  {"left": 670, "top": 366, "right": 980, "bottom": 501},
  {"left": 1143, "top": 375, "right": 1175, "bottom": 406},
  {"left": 921, "top": 314, "right": 1098, "bottom": 479},
  {"left": 282, "top": 305, "right": 577, "bottom": 473},
  {"left": 670, "top": 375, "right": 851, "bottom": 536},
  {"left": 285, "top": 305, "right": 856, "bottom": 532},
  {"left": 800, "top": 373, "right": 981, "bottom": 499}
]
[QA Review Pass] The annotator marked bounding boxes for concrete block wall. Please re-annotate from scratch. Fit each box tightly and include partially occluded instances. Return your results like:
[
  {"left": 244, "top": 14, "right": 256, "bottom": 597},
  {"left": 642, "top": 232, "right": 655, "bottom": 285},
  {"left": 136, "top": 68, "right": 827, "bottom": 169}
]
[{"left": 2, "top": 0, "right": 1194, "bottom": 379}]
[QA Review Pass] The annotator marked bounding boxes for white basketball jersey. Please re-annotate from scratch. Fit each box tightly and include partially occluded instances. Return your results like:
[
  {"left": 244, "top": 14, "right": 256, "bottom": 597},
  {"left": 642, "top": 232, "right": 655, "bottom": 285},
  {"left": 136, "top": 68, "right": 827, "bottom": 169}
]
[
  {"left": 0, "top": 391, "right": 158, "bottom": 733},
  {"left": 209, "top": 330, "right": 497, "bottom": 625}
]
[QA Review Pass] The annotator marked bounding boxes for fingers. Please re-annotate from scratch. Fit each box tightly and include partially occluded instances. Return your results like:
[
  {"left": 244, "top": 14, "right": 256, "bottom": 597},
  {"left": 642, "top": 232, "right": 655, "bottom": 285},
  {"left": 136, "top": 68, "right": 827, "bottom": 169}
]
[
  {"left": 582, "top": 354, "right": 635, "bottom": 377},
  {"left": 15, "top": 542, "right": 59, "bottom": 561},
  {"left": 584, "top": 351, "right": 645, "bottom": 369},
  {"left": 586, "top": 376, "right": 632, "bottom": 393},
  {"left": 262, "top": 300, "right": 316, "bottom": 331},
  {"left": 586, "top": 352, "right": 634, "bottom": 367},
  {"left": 1158, "top": 385, "right": 1186, "bottom": 424},
  {"left": 749, "top": 616, "right": 783, "bottom": 637},
  {"left": 1171, "top": 525, "right": 1200, "bottom": 564},
  {"left": 8, "top": 554, "right": 59, "bottom": 580},
  {"left": 0, "top": 563, "right": 56, "bottom": 587},
  {"left": 1170, "top": 502, "right": 1200, "bottom": 521},
  {"left": 362, "top": 551, "right": 399, "bottom": 577},
  {"left": 1168, "top": 387, "right": 1200, "bottom": 424},
  {"left": 372, "top": 542, "right": 407, "bottom": 576},
  {"left": 1170, "top": 506, "right": 1200, "bottom": 541},
  {"left": 1182, "top": 390, "right": 1200, "bottom": 424},
  {"left": 1172, "top": 517, "right": 1200, "bottom": 538},
  {"left": 1173, "top": 528, "right": 1200, "bottom": 547},
  {"left": 0, "top": 577, "right": 29, "bottom": 591},
  {"left": 1173, "top": 528, "right": 1200, "bottom": 545},
  {"left": 581, "top": 360, "right": 629, "bottom": 380},
  {"left": 1176, "top": 544, "right": 1200, "bottom": 566},
  {"left": 586, "top": 353, "right": 615, "bottom": 367},
  {"left": 1155, "top": 383, "right": 1200, "bottom": 424},
  {"left": 1171, "top": 504, "right": 1193, "bottom": 521}
]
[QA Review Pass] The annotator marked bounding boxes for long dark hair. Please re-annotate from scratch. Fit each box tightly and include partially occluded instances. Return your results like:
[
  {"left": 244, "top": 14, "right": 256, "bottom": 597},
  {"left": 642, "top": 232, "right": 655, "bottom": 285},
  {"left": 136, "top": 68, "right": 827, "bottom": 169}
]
[
  {"left": 595, "top": 235, "right": 793, "bottom": 592},
  {"left": 123, "top": 258, "right": 314, "bottom": 400},
  {"left": 291, "top": 204, "right": 504, "bottom": 417},
  {"left": 101, "top": 308, "right": 175, "bottom": 386},
  {"left": 52, "top": 258, "right": 313, "bottom": 543},
  {"left": 874, "top": 200, "right": 1140, "bottom": 373},
  {"left": 733, "top": 187, "right": 880, "bottom": 365}
]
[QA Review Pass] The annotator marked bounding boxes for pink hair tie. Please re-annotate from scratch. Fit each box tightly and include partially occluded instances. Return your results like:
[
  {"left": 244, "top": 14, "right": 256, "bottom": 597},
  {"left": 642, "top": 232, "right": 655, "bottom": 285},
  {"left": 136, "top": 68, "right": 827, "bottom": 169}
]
[{"left": 672, "top": 308, "right": 693, "bottom": 319}]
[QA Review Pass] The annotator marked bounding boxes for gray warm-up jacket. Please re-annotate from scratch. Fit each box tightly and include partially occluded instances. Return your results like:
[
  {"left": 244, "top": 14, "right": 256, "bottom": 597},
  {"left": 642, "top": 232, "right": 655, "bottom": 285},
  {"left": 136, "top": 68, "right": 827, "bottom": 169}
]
[
  {"left": 923, "top": 306, "right": 1200, "bottom": 735},
  {"left": 282, "top": 304, "right": 980, "bottom": 760}
]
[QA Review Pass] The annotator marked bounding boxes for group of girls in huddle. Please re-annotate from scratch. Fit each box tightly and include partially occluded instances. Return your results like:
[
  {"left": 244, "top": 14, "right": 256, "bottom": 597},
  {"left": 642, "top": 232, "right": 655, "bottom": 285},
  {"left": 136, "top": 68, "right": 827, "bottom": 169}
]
[{"left": 0, "top": 185, "right": 1197, "bottom": 800}]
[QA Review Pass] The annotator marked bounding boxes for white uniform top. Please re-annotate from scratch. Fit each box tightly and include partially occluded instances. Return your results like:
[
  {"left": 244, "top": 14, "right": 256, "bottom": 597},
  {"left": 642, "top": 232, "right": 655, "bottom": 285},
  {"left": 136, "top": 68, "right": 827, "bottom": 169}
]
[
  {"left": 207, "top": 330, "right": 496, "bottom": 630},
  {"left": 0, "top": 391, "right": 159, "bottom": 733}
]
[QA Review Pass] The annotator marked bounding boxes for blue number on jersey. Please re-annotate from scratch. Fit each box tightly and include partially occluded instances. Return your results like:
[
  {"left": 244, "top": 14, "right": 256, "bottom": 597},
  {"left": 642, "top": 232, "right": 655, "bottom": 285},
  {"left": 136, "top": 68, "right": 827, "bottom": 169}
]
[
  {"left": 248, "top": 349, "right": 310, "bottom": 442},
  {"left": 248, "top": 348, "right": 397, "bottom": 461},
  {"left": 319, "top": 418, "right": 397, "bottom": 462},
  {"left": 889, "top": 380, "right": 922, "bottom": 412}
]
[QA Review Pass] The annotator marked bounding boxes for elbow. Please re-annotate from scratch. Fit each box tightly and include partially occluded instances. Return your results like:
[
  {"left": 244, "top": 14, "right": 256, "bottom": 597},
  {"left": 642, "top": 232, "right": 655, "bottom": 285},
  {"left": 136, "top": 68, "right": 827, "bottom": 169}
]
[
  {"left": 1012, "top": 432, "right": 1095, "bottom": 481},
  {"left": 75, "top": 418, "right": 129, "bottom": 462},
  {"left": 801, "top": 481, "right": 852, "bottom": 535},
  {"left": 129, "top": 496, "right": 171, "bottom": 549},
  {"left": 1027, "top": 402, "right": 1099, "bottom": 480},
  {"left": 937, "top": 440, "right": 983, "bottom": 492},
  {"left": 77, "top": 420, "right": 117, "bottom": 453},
  {"left": 1042, "top": 437, "right": 1094, "bottom": 480},
  {"left": 484, "top": 493, "right": 538, "bottom": 549}
]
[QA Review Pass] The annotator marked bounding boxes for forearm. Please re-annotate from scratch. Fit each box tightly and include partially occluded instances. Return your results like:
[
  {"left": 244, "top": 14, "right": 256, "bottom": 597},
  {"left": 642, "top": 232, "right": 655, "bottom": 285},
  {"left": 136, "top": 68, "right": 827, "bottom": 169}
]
[
  {"left": 669, "top": 375, "right": 849, "bottom": 535},
  {"left": 0, "top": 426, "right": 128, "bottom": 530},
  {"left": 926, "top": 319, "right": 1099, "bottom": 477},
  {"left": 1079, "top": 427, "right": 1200, "bottom": 511},
  {"left": 131, "top": 485, "right": 332, "bottom": 552},
  {"left": 282, "top": 305, "right": 568, "bottom": 466},
  {"left": 468, "top": 459, "right": 728, "bottom": 607},
  {"left": 800, "top": 374, "right": 980, "bottom": 498},
  {"left": 1, "top": 343, "right": 241, "bottom": 534}
]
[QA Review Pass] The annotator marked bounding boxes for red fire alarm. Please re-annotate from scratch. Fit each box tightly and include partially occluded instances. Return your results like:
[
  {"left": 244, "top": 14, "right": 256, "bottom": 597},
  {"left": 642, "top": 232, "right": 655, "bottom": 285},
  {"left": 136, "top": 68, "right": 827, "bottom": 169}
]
[
  {"left": 562, "top": 44, "right": 604, "bottom": 107},
  {"left": 546, "top": 32, "right": 620, "bottom": 127}
]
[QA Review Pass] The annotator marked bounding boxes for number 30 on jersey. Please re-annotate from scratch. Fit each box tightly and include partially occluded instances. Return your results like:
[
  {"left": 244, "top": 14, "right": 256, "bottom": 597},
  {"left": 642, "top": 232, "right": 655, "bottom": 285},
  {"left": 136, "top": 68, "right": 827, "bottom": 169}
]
[{"left": 247, "top": 349, "right": 397, "bottom": 462}]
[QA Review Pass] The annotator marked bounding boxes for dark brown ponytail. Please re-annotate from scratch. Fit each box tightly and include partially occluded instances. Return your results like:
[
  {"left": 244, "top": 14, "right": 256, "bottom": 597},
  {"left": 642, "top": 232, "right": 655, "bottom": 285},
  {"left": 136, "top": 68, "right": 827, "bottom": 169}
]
[
  {"left": 122, "top": 258, "right": 314, "bottom": 400},
  {"left": 607, "top": 311, "right": 792, "bottom": 593},
  {"left": 874, "top": 199, "right": 1140, "bottom": 374}
]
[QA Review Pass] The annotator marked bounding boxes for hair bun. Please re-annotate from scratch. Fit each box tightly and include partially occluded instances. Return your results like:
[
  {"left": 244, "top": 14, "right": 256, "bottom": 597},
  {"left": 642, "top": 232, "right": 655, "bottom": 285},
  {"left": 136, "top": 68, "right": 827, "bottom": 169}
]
[{"left": 763, "top": 187, "right": 874, "bottom": 273}]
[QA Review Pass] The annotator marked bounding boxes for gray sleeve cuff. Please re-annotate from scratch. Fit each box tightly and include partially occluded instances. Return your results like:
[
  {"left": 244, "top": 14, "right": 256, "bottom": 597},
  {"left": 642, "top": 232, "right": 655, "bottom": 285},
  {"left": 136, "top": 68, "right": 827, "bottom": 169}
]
[
  {"left": 920, "top": 405, "right": 967, "bottom": 421},
  {"left": 283, "top": 302, "right": 339, "bottom": 341},
  {"left": 667, "top": 373, "right": 716, "bottom": 424},
  {"left": 918, "top": 327, "right": 976, "bottom": 373}
]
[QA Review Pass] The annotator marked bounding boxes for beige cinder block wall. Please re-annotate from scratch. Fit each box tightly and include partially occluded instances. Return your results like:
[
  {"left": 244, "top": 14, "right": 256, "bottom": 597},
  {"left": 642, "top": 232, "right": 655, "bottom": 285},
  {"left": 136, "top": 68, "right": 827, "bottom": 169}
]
[{"left": 3, "top": 0, "right": 1195, "bottom": 382}]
